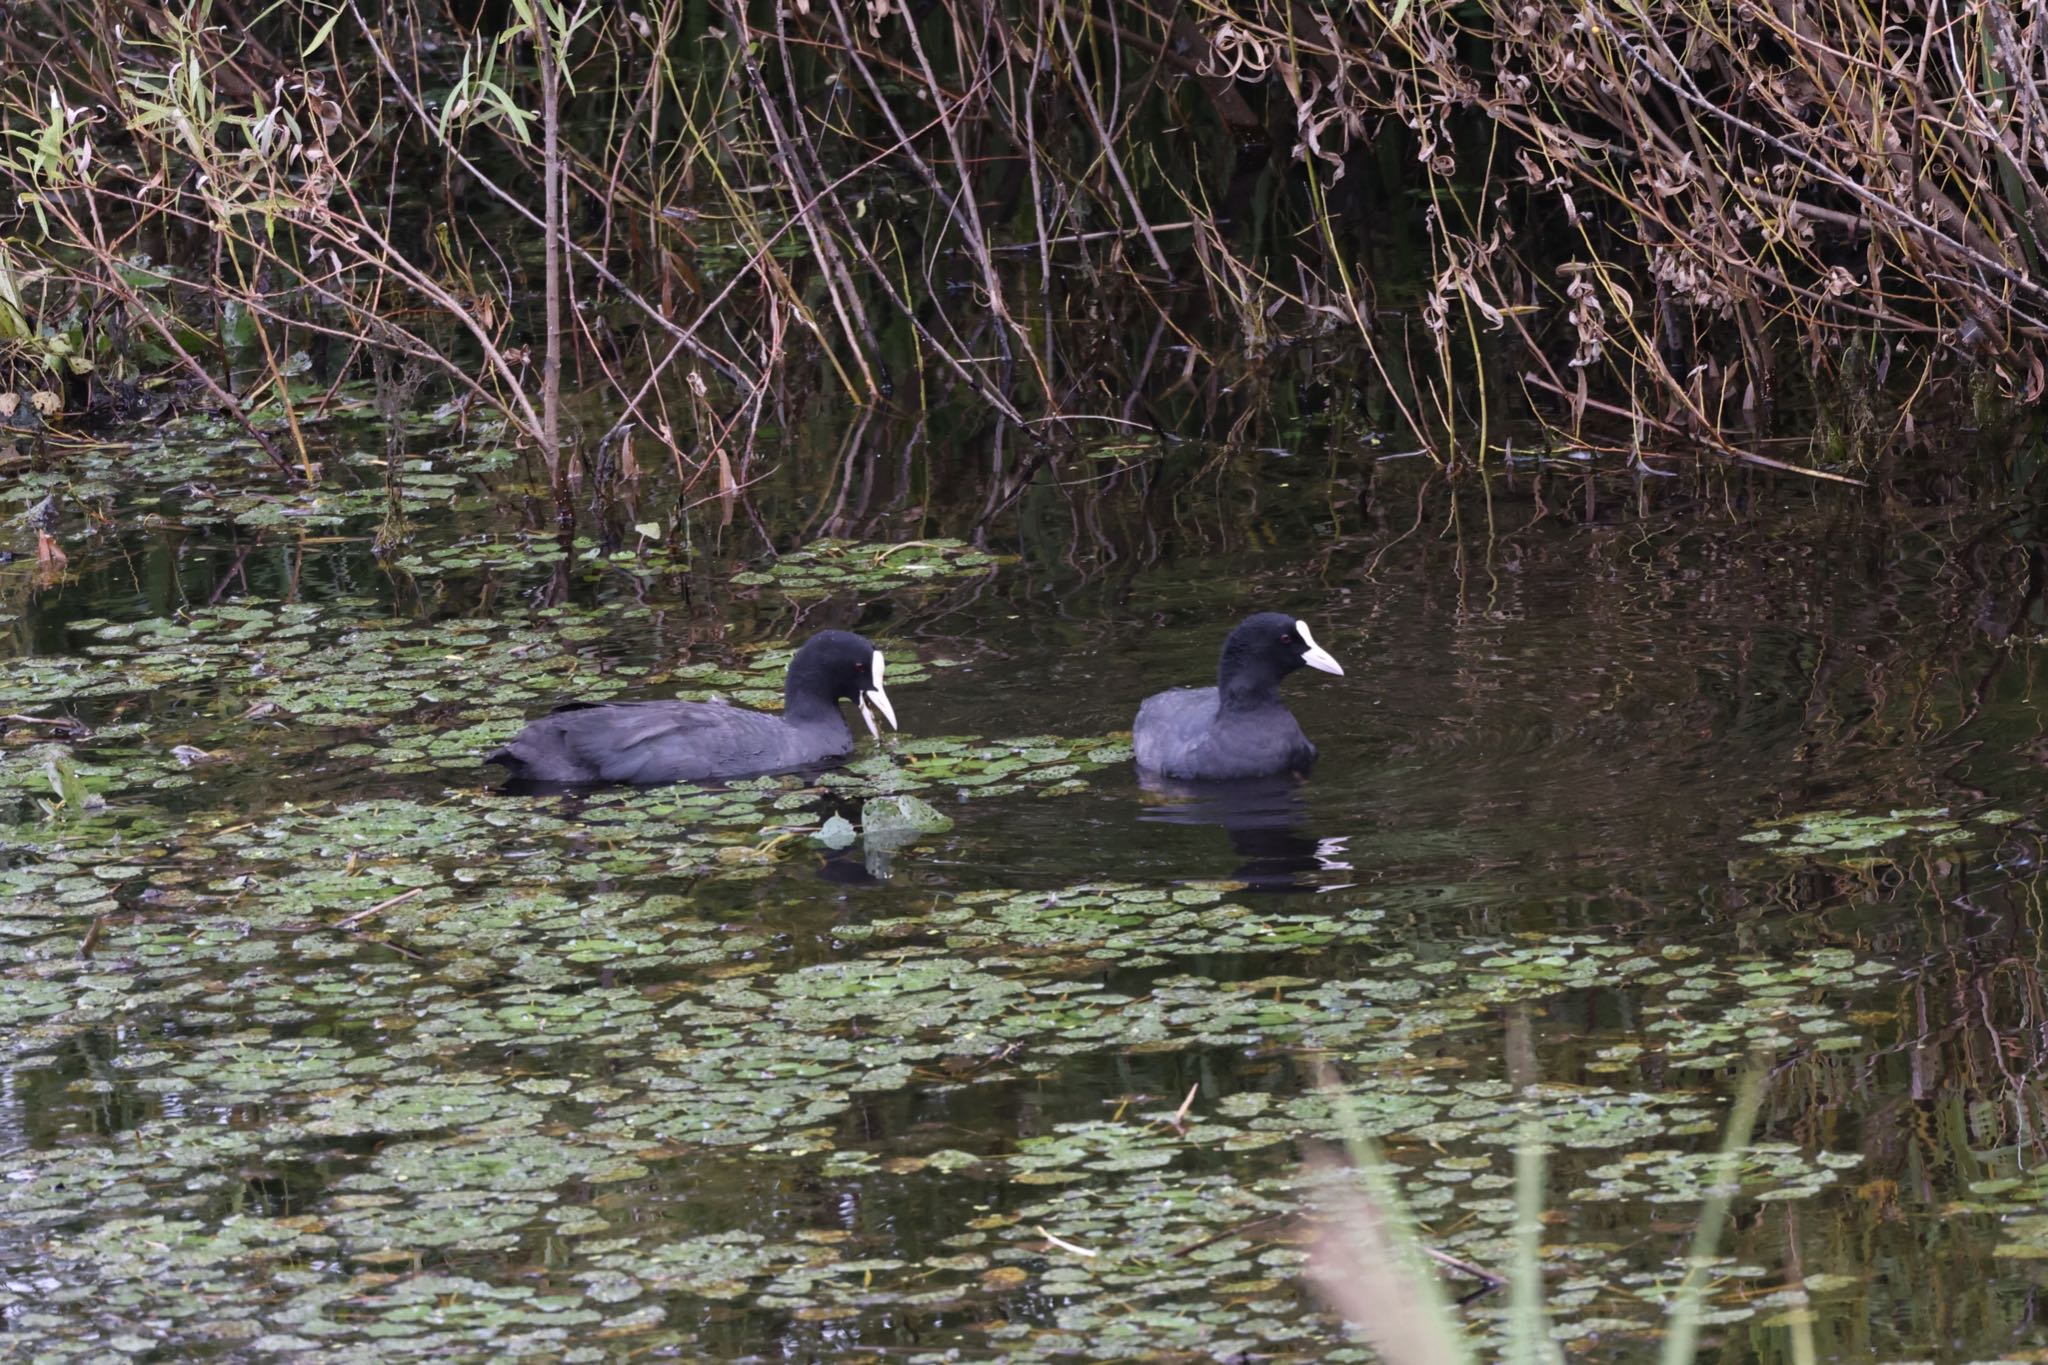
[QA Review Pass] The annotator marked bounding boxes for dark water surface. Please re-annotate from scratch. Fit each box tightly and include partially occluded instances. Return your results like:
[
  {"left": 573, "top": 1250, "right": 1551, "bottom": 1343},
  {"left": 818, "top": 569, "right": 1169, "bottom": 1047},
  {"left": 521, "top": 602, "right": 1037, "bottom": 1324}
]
[{"left": 2, "top": 430, "right": 2046, "bottom": 1361}]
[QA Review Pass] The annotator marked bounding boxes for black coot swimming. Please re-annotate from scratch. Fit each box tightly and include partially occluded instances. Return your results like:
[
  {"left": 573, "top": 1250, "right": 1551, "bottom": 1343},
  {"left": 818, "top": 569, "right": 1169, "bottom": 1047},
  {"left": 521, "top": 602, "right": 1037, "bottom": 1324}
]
[
  {"left": 1132, "top": 612, "right": 1343, "bottom": 780},
  {"left": 486, "top": 630, "right": 896, "bottom": 786}
]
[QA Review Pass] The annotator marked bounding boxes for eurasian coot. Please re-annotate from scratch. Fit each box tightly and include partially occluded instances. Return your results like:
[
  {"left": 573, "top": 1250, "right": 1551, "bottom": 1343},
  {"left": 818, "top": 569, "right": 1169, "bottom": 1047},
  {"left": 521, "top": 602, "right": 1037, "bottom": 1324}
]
[
  {"left": 1133, "top": 612, "right": 1342, "bottom": 780},
  {"left": 486, "top": 630, "right": 897, "bottom": 785}
]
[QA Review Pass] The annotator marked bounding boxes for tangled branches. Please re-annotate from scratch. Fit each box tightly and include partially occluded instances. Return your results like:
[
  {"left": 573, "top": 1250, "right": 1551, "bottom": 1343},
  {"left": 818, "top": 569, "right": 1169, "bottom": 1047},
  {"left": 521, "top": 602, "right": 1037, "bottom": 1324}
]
[{"left": 1, "top": 0, "right": 2041, "bottom": 510}]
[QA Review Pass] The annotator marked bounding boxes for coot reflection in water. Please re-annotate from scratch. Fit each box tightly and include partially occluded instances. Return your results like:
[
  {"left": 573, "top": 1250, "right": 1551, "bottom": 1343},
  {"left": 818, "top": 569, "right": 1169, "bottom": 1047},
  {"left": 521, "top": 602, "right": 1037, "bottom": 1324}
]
[{"left": 1136, "top": 773, "right": 1352, "bottom": 893}]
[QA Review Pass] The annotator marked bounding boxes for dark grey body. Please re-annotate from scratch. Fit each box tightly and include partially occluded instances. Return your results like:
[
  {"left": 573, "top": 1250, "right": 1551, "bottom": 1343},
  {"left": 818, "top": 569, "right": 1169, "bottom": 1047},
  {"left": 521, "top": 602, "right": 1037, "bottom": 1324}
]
[
  {"left": 487, "top": 697, "right": 854, "bottom": 785},
  {"left": 1131, "top": 611, "right": 1340, "bottom": 782},
  {"left": 1133, "top": 687, "right": 1317, "bottom": 780},
  {"left": 486, "top": 629, "right": 889, "bottom": 787}
]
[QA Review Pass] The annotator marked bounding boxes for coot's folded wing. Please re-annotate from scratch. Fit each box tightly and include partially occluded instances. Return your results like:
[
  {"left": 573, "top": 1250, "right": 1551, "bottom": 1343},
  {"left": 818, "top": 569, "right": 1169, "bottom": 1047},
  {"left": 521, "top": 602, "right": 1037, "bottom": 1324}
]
[
  {"left": 1133, "top": 687, "right": 1220, "bottom": 777},
  {"left": 551, "top": 700, "right": 785, "bottom": 785}
]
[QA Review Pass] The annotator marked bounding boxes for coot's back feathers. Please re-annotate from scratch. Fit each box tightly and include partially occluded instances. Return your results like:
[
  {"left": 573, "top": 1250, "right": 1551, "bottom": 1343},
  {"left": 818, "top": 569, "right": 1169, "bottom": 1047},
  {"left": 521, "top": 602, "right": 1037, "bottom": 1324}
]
[
  {"left": 1132, "top": 612, "right": 1341, "bottom": 781},
  {"left": 491, "top": 698, "right": 820, "bottom": 786},
  {"left": 487, "top": 629, "right": 896, "bottom": 787}
]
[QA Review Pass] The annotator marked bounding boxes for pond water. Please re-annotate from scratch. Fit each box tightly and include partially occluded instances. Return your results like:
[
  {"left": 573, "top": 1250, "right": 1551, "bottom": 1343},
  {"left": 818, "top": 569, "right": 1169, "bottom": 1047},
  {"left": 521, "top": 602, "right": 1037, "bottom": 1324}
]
[{"left": 1, "top": 423, "right": 2046, "bottom": 1362}]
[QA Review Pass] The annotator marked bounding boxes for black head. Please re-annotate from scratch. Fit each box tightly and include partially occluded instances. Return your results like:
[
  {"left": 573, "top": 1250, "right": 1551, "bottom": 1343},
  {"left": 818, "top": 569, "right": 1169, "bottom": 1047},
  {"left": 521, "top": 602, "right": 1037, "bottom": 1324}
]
[
  {"left": 785, "top": 630, "right": 898, "bottom": 735},
  {"left": 1216, "top": 612, "right": 1344, "bottom": 704}
]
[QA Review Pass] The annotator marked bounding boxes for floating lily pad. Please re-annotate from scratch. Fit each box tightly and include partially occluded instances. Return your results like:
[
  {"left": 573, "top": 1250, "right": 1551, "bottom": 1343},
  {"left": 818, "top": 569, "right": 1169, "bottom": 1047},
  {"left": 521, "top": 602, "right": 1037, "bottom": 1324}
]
[{"left": 1736, "top": 805, "right": 2027, "bottom": 860}]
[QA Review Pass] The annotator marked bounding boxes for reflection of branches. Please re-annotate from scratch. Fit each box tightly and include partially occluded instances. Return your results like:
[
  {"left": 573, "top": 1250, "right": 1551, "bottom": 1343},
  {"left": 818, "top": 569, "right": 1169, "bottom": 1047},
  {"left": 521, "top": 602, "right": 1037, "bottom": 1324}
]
[{"left": 1751, "top": 839, "right": 2048, "bottom": 1185}]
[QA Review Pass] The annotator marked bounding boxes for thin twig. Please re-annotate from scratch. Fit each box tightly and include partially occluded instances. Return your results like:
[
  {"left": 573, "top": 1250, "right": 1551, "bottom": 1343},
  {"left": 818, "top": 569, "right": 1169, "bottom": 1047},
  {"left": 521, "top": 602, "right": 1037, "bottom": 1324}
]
[{"left": 334, "top": 887, "right": 425, "bottom": 931}]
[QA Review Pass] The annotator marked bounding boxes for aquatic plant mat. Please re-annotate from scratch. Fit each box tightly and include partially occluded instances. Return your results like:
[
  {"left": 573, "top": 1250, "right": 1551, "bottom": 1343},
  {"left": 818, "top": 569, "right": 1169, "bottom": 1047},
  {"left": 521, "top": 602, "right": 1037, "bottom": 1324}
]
[
  {"left": 0, "top": 754, "right": 2010, "bottom": 1358},
  {"left": 0, "top": 799, "right": 1904, "bottom": 1360},
  {"left": 4, "top": 425, "right": 2048, "bottom": 1360}
]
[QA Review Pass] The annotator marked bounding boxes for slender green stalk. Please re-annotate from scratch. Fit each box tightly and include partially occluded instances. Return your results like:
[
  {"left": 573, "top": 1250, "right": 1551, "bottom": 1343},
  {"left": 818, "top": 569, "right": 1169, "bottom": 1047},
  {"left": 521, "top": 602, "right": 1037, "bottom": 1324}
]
[
  {"left": 1788, "top": 1299, "right": 1819, "bottom": 1365},
  {"left": 1659, "top": 1065, "right": 1767, "bottom": 1364},
  {"left": 1508, "top": 1125, "right": 1560, "bottom": 1365}
]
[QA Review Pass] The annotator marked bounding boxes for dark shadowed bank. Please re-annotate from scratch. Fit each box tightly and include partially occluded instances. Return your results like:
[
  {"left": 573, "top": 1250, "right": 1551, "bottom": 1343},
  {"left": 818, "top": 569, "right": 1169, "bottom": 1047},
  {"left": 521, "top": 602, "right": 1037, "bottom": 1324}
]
[{"left": 5, "top": 0, "right": 2048, "bottom": 533}]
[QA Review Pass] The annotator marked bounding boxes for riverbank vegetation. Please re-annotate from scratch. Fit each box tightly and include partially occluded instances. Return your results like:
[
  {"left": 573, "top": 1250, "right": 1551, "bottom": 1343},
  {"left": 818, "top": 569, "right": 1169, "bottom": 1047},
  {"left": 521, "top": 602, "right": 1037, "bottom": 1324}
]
[{"left": 3, "top": 0, "right": 2045, "bottom": 524}]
